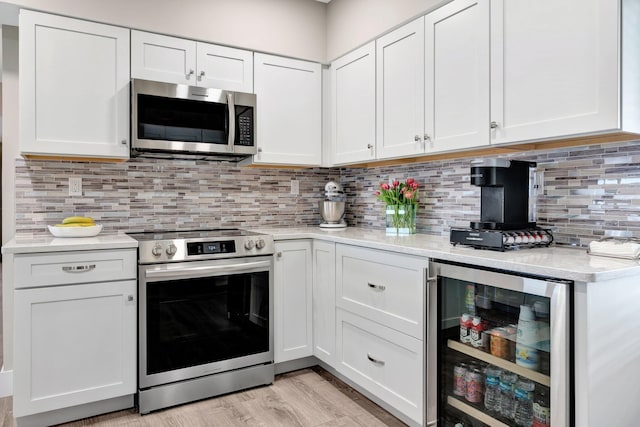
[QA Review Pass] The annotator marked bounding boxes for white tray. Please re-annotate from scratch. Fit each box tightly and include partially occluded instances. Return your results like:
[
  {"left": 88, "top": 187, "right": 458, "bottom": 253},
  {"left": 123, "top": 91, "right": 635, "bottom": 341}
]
[{"left": 48, "top": 224, "right": 103, "bottom": 238}]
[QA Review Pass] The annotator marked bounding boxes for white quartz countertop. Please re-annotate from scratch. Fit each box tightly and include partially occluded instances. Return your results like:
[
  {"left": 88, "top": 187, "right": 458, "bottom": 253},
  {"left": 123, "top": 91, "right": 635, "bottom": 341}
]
[
  {"left": 1, "top": 233, "right": 138, "bottom": 254},
  {"left": 254, "top": 226, "right": 640, "bottom": 283}
]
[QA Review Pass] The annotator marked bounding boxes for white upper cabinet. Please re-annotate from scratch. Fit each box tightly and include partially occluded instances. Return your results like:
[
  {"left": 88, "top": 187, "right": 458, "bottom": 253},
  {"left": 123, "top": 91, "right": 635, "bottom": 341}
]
[
  {"left": 331, "top": 42, "right": 376, "bottom": 165},
  {"left": 19, "top": 10, "right": 130, "bottom": 159},
  {"left": 424, "top": 0, "right": 490, "bottom": 153},
  {"left": 376, "top": 18, "right": 426, "bottom": 160},
  {"left": 252, "top": 53, "right": 322, "bottom": 166},
  {"left": 490, "top": 0, "right": 623, "bottom": 144},
  {"left": 131, "top": 30, "right": 253, "bottom": 93}
]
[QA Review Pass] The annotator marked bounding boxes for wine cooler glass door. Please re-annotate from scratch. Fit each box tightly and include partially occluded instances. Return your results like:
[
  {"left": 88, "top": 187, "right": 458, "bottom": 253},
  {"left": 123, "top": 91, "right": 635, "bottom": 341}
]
[{"left": 427, "top": 260, "right": 571, "bottom": 427}]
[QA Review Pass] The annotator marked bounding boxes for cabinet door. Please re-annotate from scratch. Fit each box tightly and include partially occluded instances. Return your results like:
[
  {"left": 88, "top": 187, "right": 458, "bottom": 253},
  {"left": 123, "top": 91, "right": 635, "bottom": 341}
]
[
  {"left": 425, "top": 0, "right": 490, "bottom": 153},
  {"left": 274, "top": 240, "right": 313, "bottom": 363},
  {"left": 13, "top": 280, "right": 137, "bottom": 417},
  {"left": 336, "top": 309, "right": 423, "bottom": 425},
  {"left": 490, "top": 0, "right": 619, "bottom": 144},
  {"left": 196, "top": 42, "right": 253, "bottom": 93},
  {"left": 19, "top": 10, "right": 130, "bottom": 159},
  {"left": 312, "top": 240, "right": 336, "bottom": 365},
  {"left": 376, "top": 18, "right": 425, "bottom": 160},
  {"left": 131, "top": 30, "right": 197, "bottom": 85},
  {"left": 254, "top": 53, "right": 322, "bottom": 166},
  {"left": 331, "top": 42, "right": 376, "bottom": 165}
]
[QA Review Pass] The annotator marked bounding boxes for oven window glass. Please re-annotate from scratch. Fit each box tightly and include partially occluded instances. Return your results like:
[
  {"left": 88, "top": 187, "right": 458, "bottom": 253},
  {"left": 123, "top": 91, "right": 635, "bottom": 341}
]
[
  {"left": 146, "top": 271, "right": 269, "bottom": 375},
  {"left": 137, "top": 94, "right": 228, "bottom": 144}
]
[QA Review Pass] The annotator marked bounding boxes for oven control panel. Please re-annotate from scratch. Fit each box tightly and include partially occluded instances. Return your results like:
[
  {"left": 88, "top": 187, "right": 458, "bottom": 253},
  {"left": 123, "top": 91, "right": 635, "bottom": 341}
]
[{"left": 187, "top": 240, "right": 236, "bottom": 256}]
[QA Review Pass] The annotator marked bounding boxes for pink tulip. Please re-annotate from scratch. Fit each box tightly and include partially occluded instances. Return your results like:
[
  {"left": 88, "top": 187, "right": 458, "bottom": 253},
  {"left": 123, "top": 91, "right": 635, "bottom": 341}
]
[
  {"left": 374, "top": 191, "right": 380, "bottom": 196},
  {"left": 405, "top": 191, "right": 414, "bottom": 200},
  {"left": 406, "top": 178, "right": 415, "bottom": 185},
  {"left": 392, "top": 180, "right": 400, "bottom": 188},
  {"left": 381, "top": 183, "right": 390, "bottom": 190},
  {"left": 411, "top": 182, "right": 419, "bottom": 190}
]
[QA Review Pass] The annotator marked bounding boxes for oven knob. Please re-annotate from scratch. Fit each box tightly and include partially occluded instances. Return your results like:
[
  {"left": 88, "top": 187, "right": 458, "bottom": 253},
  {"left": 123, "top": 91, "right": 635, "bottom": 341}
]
[
  {"left": 256, "top": 239, "right": 266, "bottom": 250},
  {"left": 152, "top": 243, "right": 163, "bottom": 257},
  {"left": 244, "top": 239, "right": 255, "bottom": 250},
  {"left": 166, "top": 244, "right": 177, "bottom": 256}
]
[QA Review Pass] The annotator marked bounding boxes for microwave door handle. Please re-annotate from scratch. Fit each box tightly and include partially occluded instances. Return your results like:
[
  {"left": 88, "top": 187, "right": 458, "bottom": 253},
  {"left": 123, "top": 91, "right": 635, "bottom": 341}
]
[{"left": 227, "top": 92, "right": 235, "bottom": 152}]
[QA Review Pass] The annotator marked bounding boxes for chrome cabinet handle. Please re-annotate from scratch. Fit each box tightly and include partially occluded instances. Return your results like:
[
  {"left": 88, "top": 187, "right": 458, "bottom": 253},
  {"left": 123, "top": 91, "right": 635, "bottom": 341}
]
[
  {"left": 257, "top": 147, "right": 263, "bottom": 153},
  {"left": 424, "top": 134, "right": 431, "bottom": 142},
  {"left": 368, "top": 282, "right": 386, "bottom": 291},
  {"left": 276, "top": 252, "right": 282, "bottom": 258},
  {"left": 367, "top": 353, "right": 385, "bottom": 366},
  {"left": 490, "top": 121, "right": 499, "bottom": 129},
  {"left": 199, "top": 70, "right": 206, "bottom": 80},
  {"left": 414, "top": 135, "right": 421, "bottom": 142},
  {"left": 127, "top": 295, "right": 134, "bottom": 302},
  {"left": 187, "top": 69, "right": 195, "bottom": 78},
  {"left": 62, "top": 264, "right": 96, "bottom": 273},
  {"left": 121, "top": 139, "right": 127, "bottom": 145},
  {"left": 367, "top": 144, "right": 373, "bottom": 149}
]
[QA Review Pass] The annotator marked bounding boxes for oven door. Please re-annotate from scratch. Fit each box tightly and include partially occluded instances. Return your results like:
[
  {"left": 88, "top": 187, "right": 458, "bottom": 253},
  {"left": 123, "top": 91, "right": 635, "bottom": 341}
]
[{"left": 139, "top": 256, "right": 273, "bottom": 389}]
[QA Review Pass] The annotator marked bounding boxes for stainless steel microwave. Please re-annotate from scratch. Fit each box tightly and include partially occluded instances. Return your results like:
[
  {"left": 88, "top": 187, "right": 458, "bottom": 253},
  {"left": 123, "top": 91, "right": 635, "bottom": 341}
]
[{"left": 131, "top": 79, "right": 256, "bottom": 159}]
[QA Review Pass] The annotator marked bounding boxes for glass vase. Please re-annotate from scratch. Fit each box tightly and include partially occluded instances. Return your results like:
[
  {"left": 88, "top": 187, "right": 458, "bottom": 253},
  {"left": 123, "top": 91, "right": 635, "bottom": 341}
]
[{"left": 385, "top": 204, "right": 417, "bottom": 235}]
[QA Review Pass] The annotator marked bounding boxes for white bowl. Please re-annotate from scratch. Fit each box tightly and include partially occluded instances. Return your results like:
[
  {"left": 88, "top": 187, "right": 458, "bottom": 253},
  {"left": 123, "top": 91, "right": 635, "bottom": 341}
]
[{"left": 48, "top": 224, "right": 103, "bottom": 238}]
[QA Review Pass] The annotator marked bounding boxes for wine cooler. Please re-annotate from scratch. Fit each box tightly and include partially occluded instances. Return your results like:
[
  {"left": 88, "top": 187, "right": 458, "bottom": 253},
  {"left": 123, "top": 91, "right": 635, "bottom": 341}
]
[{"left": 427, "top": 260, "right": 572, "bottom": 427}]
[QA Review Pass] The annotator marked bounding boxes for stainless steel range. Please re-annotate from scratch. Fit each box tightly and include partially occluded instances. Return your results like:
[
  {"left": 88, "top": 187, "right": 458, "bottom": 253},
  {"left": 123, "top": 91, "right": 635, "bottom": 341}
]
[{"left": 128, "top": 229, "right": 275, "bottom": 414}]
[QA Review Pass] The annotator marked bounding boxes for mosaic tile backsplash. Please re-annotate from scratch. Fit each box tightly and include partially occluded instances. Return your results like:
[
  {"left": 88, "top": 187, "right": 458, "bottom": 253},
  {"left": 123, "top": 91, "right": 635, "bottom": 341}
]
[{"left": 14, "top": 140, "right": 640, "bottom": 246}]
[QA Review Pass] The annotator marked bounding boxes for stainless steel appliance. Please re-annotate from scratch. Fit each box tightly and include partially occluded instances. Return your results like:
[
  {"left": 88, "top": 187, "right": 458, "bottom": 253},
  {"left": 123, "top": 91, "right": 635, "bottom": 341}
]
[
  {"left": 128, "top": 229, "right": 275, "bottom": 414},
  {"left": 451, "top": 159, "right": 553, "bottom": 250},
  {"left": 427, "top": 260, "right": 572, "bottom": 426},
  {"left": 319, "top": 181, "right": 346, "bottom": 228},
  {"left": 131, "top": 79, "right": 256, "bottom": 160}
]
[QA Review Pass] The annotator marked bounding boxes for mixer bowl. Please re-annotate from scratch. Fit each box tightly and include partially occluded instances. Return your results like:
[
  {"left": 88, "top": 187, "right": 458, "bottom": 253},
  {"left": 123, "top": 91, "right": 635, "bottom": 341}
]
[{"left": 319, "top": 201, "right": 345, "bottom": 223}]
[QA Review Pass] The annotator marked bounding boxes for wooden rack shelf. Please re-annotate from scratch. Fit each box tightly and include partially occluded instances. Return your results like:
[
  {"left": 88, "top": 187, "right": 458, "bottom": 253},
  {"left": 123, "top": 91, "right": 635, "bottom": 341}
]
[
  {"left": 448, "top": 339, "right": 551, "bottom": 387},
  {"left": 447, "top": 396, "right": 510, "bottom": 427}
]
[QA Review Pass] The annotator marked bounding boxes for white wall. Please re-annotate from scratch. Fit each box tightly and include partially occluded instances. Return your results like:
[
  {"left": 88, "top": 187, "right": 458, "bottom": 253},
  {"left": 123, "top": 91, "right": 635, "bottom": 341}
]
[
  {"left": 326, "top": 0, "right": 449, "bottom": 61},
  {"left": 2, "top": 0, "right": 327, "bottom": 62}
]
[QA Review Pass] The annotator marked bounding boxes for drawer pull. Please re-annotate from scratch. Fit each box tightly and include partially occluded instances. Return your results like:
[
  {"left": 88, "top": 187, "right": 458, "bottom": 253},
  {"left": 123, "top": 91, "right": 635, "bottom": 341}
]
[
  {"left": 367, "top": 282, "right": 386, "bottom": 291},
  {"left": 62, "top": 264, "right": 96, "bottom": 273},
  {"left": 367, "top": 353, "right": 385, "bottom": 366}
]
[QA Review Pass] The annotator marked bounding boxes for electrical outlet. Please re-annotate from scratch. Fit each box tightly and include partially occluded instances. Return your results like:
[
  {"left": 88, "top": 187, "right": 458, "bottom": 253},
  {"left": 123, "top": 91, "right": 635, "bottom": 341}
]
[
  {"left": 69, "top": 177, "right": 82, "bottom": 196},
  {"left": 290, "top": 180, "right": 299, "bottom": 195}
]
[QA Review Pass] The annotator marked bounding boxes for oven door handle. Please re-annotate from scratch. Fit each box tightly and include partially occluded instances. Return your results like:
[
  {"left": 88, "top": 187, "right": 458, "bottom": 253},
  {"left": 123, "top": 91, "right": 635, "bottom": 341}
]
[{"left": 145, "top": 259, "right": 271, "bottom": 281}]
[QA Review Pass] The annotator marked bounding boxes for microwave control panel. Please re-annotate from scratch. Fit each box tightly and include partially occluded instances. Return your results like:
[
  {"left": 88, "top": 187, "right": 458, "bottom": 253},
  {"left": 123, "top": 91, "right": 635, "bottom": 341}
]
[{"left": 236, "top": 107, "right": 254, "bottom": 146}]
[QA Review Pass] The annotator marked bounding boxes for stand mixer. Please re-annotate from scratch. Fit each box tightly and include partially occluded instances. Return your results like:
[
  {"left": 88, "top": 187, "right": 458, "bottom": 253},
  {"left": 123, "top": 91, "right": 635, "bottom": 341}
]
[{"left": 319, "top": 182, "right": 346, "bottom": 228}]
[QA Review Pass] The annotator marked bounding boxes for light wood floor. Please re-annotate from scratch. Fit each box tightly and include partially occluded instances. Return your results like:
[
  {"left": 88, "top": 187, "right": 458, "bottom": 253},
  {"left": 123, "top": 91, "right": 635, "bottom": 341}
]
[{"left": 0, "top": 367, "right": 407, "bottom": 427}]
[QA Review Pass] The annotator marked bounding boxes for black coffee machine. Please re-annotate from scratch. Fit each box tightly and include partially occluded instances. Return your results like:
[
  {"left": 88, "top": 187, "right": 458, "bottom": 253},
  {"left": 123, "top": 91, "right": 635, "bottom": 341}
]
[
  {"left": 450, "top": 159, "right": 552, "bottom": 250},
  {"left": 470, "top": 159, "right": 536, "bottom": 230}
]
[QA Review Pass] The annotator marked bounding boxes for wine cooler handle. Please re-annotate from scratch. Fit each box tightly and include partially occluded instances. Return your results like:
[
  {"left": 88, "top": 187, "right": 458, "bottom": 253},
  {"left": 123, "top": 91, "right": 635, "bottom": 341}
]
[{"left": 426, "top": 267, "right": 439, "bottom": 427}]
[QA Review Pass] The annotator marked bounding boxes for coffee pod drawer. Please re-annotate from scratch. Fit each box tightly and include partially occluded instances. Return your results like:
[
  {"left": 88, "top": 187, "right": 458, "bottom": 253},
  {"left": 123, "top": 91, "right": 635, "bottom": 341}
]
[
  {"left": 335, "top": 244, "right": 427, "bottom": 338},
  {"left": 14, "top": 249, "right": 137, "bottom": 288},
  {"left": 336, "top": 308, "right": 423, "bottom": 425}
]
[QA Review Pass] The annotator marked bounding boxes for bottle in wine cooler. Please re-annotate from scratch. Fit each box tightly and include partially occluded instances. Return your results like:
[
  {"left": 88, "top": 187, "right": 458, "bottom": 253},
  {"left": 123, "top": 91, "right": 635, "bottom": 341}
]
[
  {"left": 533, "top": 387, "right": 551, "bottom": 427},
  {"left": 484, "top": 366, "right": 502, "bottom": 412},
  {"left": 460, "top": 313, "right": 473, "bottom": 344},
  {"left": 498, "top": 371, "right": 518, "bottom": 420},
  {"left": 465, "top": 284, "right": 476, "bottom": 315},
  {"left": 514, "top": 378, "right": 535, "bottom": 426}
]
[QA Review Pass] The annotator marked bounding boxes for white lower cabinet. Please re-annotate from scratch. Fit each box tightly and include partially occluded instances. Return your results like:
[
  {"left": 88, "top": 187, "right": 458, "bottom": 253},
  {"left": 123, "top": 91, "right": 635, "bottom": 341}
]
[
  {"left": 312, "top": 240, "right": 336, "bottom": 365},
  {"left": 274, "top": 240, "right": 313, "bottom": 363},
  {"left": 14, "top": 280, "right": 136, "bottom": 418},
  {"left": 336, "top": 309, "right": 423, "bottom": 425},
  {"left": 334, "top": 243, "right": 427, "bottom": 425}
]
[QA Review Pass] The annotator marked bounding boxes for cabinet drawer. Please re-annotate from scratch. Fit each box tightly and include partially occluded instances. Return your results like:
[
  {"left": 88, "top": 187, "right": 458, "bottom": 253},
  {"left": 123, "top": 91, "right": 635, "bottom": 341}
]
[
  {"left": 336, "top": 309, "right": 423, "bottom": 424},
  {"left": 14, "top": 249, "right": 136, "bottom": 288},
  {"left": 336, "top": 244, "right": 427, "bottom": 338}
]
